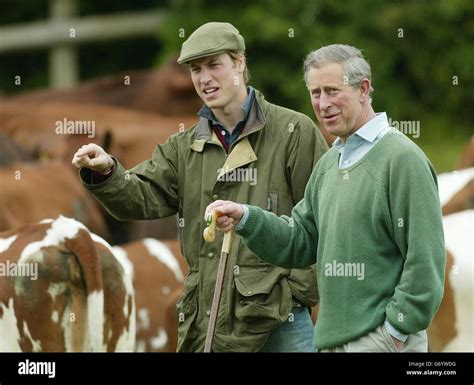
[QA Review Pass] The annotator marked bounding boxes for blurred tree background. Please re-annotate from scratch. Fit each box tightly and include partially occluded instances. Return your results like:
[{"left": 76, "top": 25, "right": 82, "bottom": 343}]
[{"left": 0, "top": 0, "right": 472, "bottom": 172}]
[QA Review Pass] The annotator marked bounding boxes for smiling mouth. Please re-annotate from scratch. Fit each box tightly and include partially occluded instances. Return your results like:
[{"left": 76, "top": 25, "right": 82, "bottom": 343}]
[
  {"left": 203, "top": 87, "right": 219, "bottom": 96},
  {"left": 322, "top": 113, "right": 339, "bottom": 122}
]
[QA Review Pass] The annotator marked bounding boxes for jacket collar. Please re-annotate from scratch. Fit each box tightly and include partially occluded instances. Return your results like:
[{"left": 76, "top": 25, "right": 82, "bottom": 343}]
[{"left": 191, "top": 88, "right": 266, "bottom": 152}]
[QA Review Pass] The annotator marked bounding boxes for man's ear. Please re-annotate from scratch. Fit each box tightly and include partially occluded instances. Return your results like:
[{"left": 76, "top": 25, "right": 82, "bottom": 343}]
[
  {"left": 235, "top": 54, "right": 246, "bottom": 73},
  {"left": 359, "top": 78, "right": 371, "bottom": 102}
]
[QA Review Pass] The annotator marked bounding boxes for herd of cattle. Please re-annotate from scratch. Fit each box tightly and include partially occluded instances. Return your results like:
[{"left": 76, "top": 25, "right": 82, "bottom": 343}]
[{"left": 0, "top": 57, "right": 472, "bottom": 352}]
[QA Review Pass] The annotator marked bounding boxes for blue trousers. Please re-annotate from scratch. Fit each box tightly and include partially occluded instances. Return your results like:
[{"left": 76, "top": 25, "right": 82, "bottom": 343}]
[{"left": 260, "top": 300, "right": 316, "bottom": 352}]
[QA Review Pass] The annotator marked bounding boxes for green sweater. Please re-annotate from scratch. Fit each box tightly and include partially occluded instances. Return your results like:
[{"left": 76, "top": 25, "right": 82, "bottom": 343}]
[{"left": 237, "top": 130, "right": 445, "bottom": 349}]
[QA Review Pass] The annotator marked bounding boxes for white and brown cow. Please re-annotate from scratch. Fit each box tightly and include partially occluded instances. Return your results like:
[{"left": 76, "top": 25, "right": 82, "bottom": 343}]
[
  {"left": 428, "top": 167, "right": 474, "bottom": 352},
  {"left": 0, "top": 216, "right": 135, "bottom": 352},
  {"left": 0, "top": 161, "right": 110, "bottom": 241},
  {"left": 113, "top": 238, "right": 187, "bottom": 352}
]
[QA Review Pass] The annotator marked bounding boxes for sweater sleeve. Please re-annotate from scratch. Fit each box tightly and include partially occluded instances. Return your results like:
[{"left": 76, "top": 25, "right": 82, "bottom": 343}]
[
  {"left": 236, "top": 170, "right": 319, "bottom": 269},
  {"left": 385, "top": 147, "right": 446, "bottom": 335}
]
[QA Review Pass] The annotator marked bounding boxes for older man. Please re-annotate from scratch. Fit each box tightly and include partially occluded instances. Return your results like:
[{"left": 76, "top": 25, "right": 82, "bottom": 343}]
[
  {"left": 207, "top": 44, "right": 445, "bottom": 352},
  {"left": 72, "top": 22, "right": 328, "bottom": 352}
]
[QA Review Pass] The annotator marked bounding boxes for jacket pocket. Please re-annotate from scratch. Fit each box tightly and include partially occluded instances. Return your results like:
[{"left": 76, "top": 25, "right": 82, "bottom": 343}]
[
  {"left": 176, "top": 273, "right": 199, "bottom": 351},
  {"left": 234, "top": 272, "right": 292, "bottom": 334}
]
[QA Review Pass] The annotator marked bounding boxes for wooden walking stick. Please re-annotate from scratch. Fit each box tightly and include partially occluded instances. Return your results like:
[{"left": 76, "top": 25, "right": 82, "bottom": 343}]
[{"left": 203, "top": 209, "right": 233, "bottom": 352}]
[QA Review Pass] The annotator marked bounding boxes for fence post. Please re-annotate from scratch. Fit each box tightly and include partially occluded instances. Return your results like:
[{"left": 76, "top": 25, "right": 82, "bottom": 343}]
[{"left": 49, "top": 0, "right": 78, "bottom": 89}]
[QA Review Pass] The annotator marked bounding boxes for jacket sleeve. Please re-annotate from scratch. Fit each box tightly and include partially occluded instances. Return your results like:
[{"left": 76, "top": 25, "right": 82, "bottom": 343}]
[
  {"left": 284, "top": 116, "right": 327, "bottom": 304},
  {"left": 285, "top": 116, "right": 328, "bottom": 203},
  {"left": 80, "top": 136, "right": 179, "bottom": 221},
  {"left": 236, "top": 169, "right": 319, "bottom": 269},
  {"left": 386, "top": 149, "right": 446, "bottom": 334}
]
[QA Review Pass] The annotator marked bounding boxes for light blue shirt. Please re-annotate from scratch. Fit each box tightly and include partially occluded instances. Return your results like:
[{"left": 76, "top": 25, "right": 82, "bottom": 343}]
[{"left": 332, "top": 112, "right": 390, "bottom": 169}]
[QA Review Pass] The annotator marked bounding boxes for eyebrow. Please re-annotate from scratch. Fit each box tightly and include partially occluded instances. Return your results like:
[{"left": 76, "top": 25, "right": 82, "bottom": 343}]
[{"left": 191, "top": 59, "right": 220, "bottom": 68}]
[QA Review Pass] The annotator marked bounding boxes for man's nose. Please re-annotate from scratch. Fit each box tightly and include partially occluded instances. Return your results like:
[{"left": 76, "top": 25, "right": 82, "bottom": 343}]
[
  {"left": 319, "top": 92, "right": 332, "bottom": 111},
  {"left": 200, "top": 69, "right": 212, "bottom": 84}
]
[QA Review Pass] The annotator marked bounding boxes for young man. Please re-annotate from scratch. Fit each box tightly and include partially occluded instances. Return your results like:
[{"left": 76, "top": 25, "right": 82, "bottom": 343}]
[
  {"left": 72, "top": 22, "right": 328, "bottom": 352},
  {"left": 206, "top": 44, "right": 446, "bottom": 352}
]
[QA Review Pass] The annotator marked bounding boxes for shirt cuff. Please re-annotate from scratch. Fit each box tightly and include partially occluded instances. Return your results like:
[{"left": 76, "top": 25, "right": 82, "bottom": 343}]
[
  {"left": 235, "top": 204, "right": 249, "bottom": 231},
  {"left": 384, "top": 319, "right": 409, "bottom": 342}
]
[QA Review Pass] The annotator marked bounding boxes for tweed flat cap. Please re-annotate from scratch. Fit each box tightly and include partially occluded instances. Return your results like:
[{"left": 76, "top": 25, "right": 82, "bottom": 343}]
[{"left": 177, "top": 22, "right": 245, "bottom": 64}]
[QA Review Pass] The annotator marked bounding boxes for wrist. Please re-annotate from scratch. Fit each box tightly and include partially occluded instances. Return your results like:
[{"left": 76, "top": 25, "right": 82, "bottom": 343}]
[
  {"left": 235, "top": 205, "right": 249, "bottom": 231},
  {"left": 97, "top": 161, "right": 114, "bottom": 175}
]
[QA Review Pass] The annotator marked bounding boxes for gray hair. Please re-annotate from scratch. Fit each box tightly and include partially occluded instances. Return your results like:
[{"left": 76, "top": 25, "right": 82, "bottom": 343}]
[{"left": 303, "top": 44, "right": 374, "bottom": 103}]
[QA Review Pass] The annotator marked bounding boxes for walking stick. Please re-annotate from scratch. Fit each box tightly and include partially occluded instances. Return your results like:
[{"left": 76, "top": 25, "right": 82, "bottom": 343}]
[{"left": 203, "top": 210, "right": 233, "bottom": 352}]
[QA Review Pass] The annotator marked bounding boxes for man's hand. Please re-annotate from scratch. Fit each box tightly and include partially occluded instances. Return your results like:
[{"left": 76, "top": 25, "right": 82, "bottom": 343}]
[
  {"left": 205, "top": 200, "right": 245, "bottom": 232},
  {"left": 72, "top": 143, "right": 113, "bottom": 172}
]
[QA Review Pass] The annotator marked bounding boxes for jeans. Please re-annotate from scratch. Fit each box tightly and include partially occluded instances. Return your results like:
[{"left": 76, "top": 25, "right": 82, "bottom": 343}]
[{"left": 260, "top": 299, "right": 316, "bottom": 352}]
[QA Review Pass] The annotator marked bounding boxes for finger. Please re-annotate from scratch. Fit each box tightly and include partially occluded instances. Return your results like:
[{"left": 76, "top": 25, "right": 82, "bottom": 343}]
[
  {"left": 217, "top": 217, "right": 234, "bottom": 229},
  {"left": 77, "top": 155, "right": 92, "bottom": 167},
  {"left": 216, "top": 216, "right": 230, "bottom": 226},
  {"left": 88, "top": 156, "right": 107, "bottom": 167},
  {"left": 204, "top": 200, "right": 226, "bottom": 219},
  {"left": 73, "top": 155, "right": 90, "bottom": 167},
  {"left": 217, "top": 223, "right": 234, "bottom": 232},
  {"left": 75, "top": 148, "right": 95, "bottom": 157},
  {"left": 216, "top": 204, "right": 237, "bottom": 216}
]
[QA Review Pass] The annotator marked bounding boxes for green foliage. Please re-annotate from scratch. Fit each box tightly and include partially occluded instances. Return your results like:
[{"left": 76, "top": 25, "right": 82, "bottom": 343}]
[
  {"left": 156, "top": 0, "right": 473, "bottom": 139},
  {"left": 0, "top": 0, "right": 471, "bottom": 170}
]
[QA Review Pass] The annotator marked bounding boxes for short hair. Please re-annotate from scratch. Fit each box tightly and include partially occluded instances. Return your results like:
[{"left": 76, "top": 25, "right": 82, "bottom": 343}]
[
  {"left": 228, "top": 51, "right": 250, "bottom": 84},
  {"left": 303, "top": 44, "right": 374, "bottom": 103}
]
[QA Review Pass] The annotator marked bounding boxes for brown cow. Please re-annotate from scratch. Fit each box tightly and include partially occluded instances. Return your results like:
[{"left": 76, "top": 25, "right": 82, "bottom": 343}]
[
  {"left": 0, "top": 216, "right": 135, "bottom": 351},
  {"left": 0, "top": 102, "right": 195, "bottom": 241},
  {"left": 442, "top": 179, "right": 474, "bottom": 216},
  {"left": 0, "top": 162, "right": 109, "bottom": 241},
  {"left": 9, "top": 58, "right": 202, "bottom": 116},
  {"left": 427, "top": 168, "right": 474, "bottom": 351},
  {"left": 0, "top": 133, "right": 33, "bottom": 166},
  {"left": 0, "top": 101, "right": 197, "bottom": 168},
  {"left": 113, "top": 238, "right": 187, "bottom": 352}
]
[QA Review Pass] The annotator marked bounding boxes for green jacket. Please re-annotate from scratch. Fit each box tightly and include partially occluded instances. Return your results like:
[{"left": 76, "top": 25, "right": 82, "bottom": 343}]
[{"left": 80, "top": 89, "right": 328, "bottom": 352}]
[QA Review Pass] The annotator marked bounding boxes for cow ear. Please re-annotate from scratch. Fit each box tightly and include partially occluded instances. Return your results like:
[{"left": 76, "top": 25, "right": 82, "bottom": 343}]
[{"left": 102, "top": 130, "right": 113, "bottom": 152}]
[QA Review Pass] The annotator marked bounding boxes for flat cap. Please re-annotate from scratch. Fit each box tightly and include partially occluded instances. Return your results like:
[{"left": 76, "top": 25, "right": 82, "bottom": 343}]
[{"left": 177, "top": 22, "right": 245, "bottom": 64}]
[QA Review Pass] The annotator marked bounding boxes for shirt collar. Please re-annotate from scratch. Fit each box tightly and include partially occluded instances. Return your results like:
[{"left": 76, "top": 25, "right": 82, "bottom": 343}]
[
  {"left": 332, "top": 112, "right": 389, "bottom": 150},
  {"left": 197, "top": 86, "right": 255, "bottom": 126}
]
